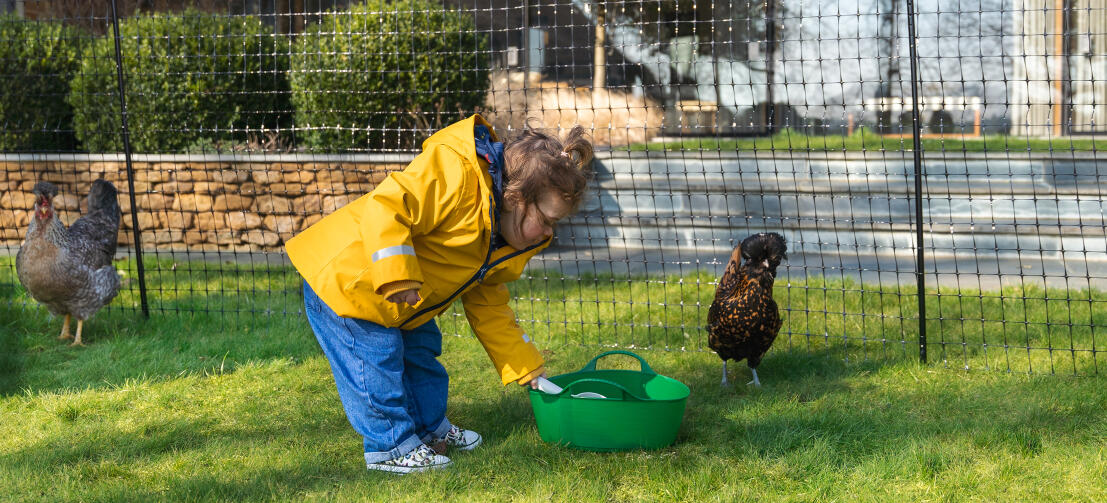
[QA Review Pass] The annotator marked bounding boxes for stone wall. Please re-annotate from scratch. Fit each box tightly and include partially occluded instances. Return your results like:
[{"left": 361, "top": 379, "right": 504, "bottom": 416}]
[{"left": 0, "top": 156, "right": 408, "bottom": 252}]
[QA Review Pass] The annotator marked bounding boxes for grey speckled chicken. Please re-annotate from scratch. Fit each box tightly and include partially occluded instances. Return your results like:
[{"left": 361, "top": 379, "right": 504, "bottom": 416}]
[{"left": 17, "top": 179, "right": 121, "bottom": 346}]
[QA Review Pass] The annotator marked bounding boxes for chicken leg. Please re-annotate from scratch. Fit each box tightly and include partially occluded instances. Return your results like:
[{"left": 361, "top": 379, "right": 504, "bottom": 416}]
[
  {"left": 71, "top": 319, "right": 86, "bottom": 347},
  {"left": 721, "top": 361, "right": 730, "bottom": 387},
  {"left": 57, "top": 314, "right": 73, "bottom": 341},
  {"left": 748, "top": 368, "right": 762, "bottom": 387}
]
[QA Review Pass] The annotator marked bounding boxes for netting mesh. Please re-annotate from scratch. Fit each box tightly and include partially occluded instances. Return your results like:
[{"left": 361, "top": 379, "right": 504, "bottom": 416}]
[{"left": 1, "top": 0, "right": 1104, "bottom": 376}]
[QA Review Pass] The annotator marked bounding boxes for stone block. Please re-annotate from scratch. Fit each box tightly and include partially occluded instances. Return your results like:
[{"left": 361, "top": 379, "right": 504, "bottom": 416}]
[
  {"left": 227, "top": 212, "right": 262, "bottom": 231},
  {"left": 173, "top": 194, "right": 214, "bottom": 213},
  {"left": 154, "top": 181, "right": 195, "bottom": 194},
  {"left": 293, "top": 194, "right": 324, "bottom": 215},
  {"left": 192, "top": 182, "right": 226, "bottom": 195},
  {"left": 194, "top": 212, "right": 225, "bottom": 231},
  {"left": 267, "top": 183, "right": 306, "bottom": 197},
  {"left": 135, "top": 165, "right": 172, "bottom": 183},
  {"left": 192, "top": 229, "right": 239, "bottom": 245},
  {"left": 282, "top": 169, "right": 315, "bottom": 184},
  {"left": 119, "top": 193, "right": 172, "bottom": 212},
  {"left": 262, "top": 214, "right": 302, "bottom": 236},
  {"left": 56, "top": 193, "right": 81, "bottom": 211},
  {"left": 322, "top": 194, "right": 356, "bottom": 213},
  {"left": 0, "top": 209, "right": 30, "bottom": 229},
  {"left": 300, "top": 213, "right": 323, "bottom": 229},
  {"left": 161, "top": 211, "right": 194, "bottom": 229},
  {"left": 241, "top": 229, "right": 280, "bottom": 247},
  {"left": 255, "top": 195, "right": 293, "bottom": 214},
  {"left": 310, "top": 180, "right": 347, "bottom": 195},
  {"left": 121, "top": 211, "right": 159, "bottom": 230},
  {"left": 213, "top": 194, "right": 254, "bottom": 211},
  {"left": 211, "top": 168, "right": 250, "bottom": 184},
  {"left": 150, "top": 229, "right": 185, "bottom": 244},
  {"left": 1, "top": 227, "right": 22, "bottom": 240},
  {"left": 236, "top": 182, "right": 261, "bottom": 195},
  {"left": 0, "top": 191, "right": 36, "bottom": 210},
  {"left": 89, "top": 162, "right": 122, "bottom": 176}
]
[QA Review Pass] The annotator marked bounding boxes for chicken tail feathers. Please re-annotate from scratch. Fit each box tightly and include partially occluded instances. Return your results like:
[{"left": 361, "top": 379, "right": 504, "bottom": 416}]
[{"left": 87, "top": 179, "right": 120, "bottom": 214}]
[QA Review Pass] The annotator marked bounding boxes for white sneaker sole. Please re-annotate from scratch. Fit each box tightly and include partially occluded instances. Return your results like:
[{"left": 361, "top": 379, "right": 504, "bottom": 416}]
[{"left": 367, "top": 459, "right": 452, "bottom": 474}]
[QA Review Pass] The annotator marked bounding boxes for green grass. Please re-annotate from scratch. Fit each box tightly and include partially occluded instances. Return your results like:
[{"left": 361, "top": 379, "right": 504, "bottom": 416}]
[
  {"left": 631, "top": 128, "right": 1107, "bottom": 153},
  {"left": 2, "top": 258, "right": 1106, "bottom": 501}
]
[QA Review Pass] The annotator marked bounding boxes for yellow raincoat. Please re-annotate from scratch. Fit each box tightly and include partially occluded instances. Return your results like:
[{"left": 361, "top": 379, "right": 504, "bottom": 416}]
[{"left": 285, "top": 115, "right": 548, "bottom": 385}]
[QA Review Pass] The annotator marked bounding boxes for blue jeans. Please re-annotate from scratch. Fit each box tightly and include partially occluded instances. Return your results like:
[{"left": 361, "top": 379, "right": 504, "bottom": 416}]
[{"left": 302, "top": 281, "right": 452, "bottom": 464}]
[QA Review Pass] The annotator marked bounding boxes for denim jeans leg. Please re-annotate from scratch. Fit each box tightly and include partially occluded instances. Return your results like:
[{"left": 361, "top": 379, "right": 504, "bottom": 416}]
[
  {"left": 400, "top": 320, "right": 452, "bottom": 443},
  {"left": 302, "top": 281, "right": 424, "bottom": 464}
]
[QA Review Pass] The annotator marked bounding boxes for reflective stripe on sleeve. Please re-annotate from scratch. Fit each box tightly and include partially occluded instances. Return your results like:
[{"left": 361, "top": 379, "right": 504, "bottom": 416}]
[{"left": 372, "top": 245, "right": 416, "bottom": 263}]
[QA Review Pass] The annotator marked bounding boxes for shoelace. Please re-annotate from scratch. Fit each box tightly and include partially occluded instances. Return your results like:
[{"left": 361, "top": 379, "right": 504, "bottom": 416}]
[
  {"left": 411, "top": 446, "right": 432, "bottom": 463},
  {"left": 444, "top": 427, "right": 463, "bottom": 442},
  {"left": 392, "top": 445, "right": 432, "bottom": 466}
]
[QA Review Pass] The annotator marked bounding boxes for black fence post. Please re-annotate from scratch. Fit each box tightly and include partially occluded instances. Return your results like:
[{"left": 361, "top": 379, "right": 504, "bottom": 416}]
[
  {"left": 109, "top": 0, "right": 149, "bottom": 319},
  {"left": 905, "top": 0, "right": 926, "bottom": 363}
]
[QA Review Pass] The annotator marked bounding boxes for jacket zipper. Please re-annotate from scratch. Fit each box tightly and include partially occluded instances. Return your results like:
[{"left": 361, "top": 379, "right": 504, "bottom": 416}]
[{"left": 400, "top": 196, "right": 545, "bottom": 328}]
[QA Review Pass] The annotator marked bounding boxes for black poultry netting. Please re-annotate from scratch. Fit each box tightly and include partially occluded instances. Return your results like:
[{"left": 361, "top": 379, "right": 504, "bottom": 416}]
[{"left": 0, "top": 0, "right": 1104, "bottom": 376}]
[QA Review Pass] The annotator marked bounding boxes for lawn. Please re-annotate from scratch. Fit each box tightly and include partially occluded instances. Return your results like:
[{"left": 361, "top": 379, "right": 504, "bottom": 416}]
[
  {"left": 632, "top": 128, "right": 1107, "bottom": 154},
  {"left": 1, "top": 258, "right": 1105, "bottom": 502}
]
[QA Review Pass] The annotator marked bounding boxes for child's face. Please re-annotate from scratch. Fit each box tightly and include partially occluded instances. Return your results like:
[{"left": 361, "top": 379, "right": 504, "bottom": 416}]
[{"left": 501, "top": 190, "right": 571, "bottom": 250}]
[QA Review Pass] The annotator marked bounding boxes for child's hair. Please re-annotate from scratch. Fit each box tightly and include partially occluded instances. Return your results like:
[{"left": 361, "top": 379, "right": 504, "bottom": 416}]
[{"left": 502, "top": 124, "right": 594, "bottom": 212}]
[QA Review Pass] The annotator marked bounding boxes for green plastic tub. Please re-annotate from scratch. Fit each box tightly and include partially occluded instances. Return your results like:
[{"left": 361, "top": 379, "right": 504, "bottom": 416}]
[{"left": 528, "top": 350, "right": 690, "bottom": 451}]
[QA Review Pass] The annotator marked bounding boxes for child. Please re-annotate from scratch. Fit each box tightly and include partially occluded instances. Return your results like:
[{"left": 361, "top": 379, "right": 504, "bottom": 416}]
[{"left": 285, "top": 114, "right": 593, "bottom": 473}]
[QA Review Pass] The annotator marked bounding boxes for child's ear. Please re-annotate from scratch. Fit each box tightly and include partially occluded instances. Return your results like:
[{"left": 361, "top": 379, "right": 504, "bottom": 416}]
[{"left": 502, "top": 192, "right": 524, "bottom": 211}]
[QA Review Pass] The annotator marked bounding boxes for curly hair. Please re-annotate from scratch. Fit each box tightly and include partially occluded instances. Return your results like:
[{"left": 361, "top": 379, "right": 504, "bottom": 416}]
[{"left": 502, "top": 124, "right": 594, "bottom": 213}]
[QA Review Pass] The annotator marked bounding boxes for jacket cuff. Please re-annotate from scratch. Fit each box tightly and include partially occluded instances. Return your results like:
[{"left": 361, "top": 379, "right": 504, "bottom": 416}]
[
  {"left": 370, "top": 254, "right": 422, "bottom": 292},
  {"left": 377, "top": 280, "right": 422, "bottom": 300},
  {"left": 497, "top": 342, "right": 545, "bottom": 385},
  {"left": 517, "top": 366, "right": 546, "bottom": 386}
]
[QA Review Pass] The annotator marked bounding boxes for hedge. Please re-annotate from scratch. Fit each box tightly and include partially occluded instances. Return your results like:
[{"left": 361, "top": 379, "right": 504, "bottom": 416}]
[
  {"left": 289, "top": 0, "right": 490, "bottom": 151},
  {"left": 68, "top": 10, "right": 290, "bottom": 153},
  {"left": 0, "top": 15, "right": 85, "bottom": 151}
]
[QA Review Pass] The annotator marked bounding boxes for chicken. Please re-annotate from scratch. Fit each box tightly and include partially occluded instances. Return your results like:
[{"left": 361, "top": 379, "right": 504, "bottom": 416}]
[
  {"left": 17, "top": 179, "right": 121, "bottom": 346},
  {"left": 707, "top": 232, "right": 787, "bottom": 386}
]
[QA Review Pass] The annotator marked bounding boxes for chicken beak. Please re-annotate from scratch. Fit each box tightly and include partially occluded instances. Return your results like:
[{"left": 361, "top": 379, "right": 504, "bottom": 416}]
[
  {"left": 35, "top": 197, "right": 52, "bottom": 219},
  {"left": 762, "top": 259, "right": 770, "bottom": 269}
]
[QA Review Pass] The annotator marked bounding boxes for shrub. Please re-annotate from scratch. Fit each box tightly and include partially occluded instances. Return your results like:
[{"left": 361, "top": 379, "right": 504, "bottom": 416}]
[
  {"left": 69, "top": 11, "right": 290, "bottom": 152},
  {"left": 289, "top": 0, "right": 490, "bottom": 151},
  {"left": 0, "top": 16, "right": 85, "bottom": 151},
  {"left": 928, "top": 109, "right": 957, "bottom": 134}
]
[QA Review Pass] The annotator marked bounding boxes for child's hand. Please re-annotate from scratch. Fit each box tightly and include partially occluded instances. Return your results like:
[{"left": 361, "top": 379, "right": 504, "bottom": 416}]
[
  {"left": 522, "top": 371, "right": 549, "bottom": 389},
  {"left": 387, "top": 289, "right": 421, "bottom": 306}
]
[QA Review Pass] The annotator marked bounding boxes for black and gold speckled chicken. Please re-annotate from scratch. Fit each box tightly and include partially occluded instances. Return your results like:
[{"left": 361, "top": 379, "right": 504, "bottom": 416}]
[{"left": 707, "top": 232, "right": 787, "bottom": 386}]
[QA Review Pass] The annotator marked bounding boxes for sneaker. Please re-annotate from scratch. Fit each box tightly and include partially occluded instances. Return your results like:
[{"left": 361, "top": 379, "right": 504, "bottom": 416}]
[
  {"left": 366, "top": 444, "right": 451, "bottom": 474},
  {"left": 428, "top": 425, "right": 482, "bottom": 453}
]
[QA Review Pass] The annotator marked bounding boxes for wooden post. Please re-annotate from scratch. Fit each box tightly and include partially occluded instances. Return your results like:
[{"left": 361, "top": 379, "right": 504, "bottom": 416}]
[
  {"left": 594, "top": 3, "right": 605, "bottom": 91},
  {"left": 293, "top": 0, "right": 304, "bottom": 34},
  {"left": 1054, "top": 0, "right": 1065, "bottom": 137}
]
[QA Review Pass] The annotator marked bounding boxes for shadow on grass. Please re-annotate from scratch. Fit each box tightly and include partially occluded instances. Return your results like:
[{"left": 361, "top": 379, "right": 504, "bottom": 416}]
[
  {"left": 1, "top": 393, "right": 372, "bottom": 501},
  {"left": 0, "top": 290, "right": 318, "bottom": 397}
]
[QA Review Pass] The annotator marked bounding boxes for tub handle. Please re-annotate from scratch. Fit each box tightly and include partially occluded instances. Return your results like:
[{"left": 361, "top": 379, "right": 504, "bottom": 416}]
[
  {"left": 579, "top": 350, "right": 656, "bottom": 376},
  {"left": 562, "top": 377, "right": 647, "bottom": 401}
]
